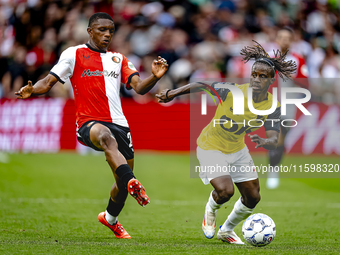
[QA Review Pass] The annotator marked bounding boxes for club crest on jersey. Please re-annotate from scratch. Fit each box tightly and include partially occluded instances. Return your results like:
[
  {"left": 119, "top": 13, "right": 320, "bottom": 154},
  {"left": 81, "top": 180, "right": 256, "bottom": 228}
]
[
  {"left": 81, "top": 69, "right": 119, "bottom": 78},
  {"left": 112, "top": 56, "right": 121, "bottom": 63}
]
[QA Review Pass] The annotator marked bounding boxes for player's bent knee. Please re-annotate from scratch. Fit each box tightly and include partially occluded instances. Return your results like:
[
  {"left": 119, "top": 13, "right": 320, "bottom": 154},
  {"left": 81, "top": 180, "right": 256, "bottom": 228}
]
[
  {"left": 216, "top": 187, "right": 234, "bottom": 203},
  {"left": 98, "top": 131, "right": 118, "bottom": 151}
]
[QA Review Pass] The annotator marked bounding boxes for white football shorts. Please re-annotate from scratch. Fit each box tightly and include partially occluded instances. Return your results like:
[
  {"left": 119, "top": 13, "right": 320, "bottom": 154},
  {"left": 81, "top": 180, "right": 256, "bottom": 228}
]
[{"left": 196, "top": 145, "right": 258, "bottom": 184}]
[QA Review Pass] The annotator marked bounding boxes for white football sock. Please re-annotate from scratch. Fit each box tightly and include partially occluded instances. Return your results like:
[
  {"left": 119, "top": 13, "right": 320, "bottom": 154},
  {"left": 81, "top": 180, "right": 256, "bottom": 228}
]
[
  {"left": 206, "top": 191, "right": 223, "bottom": 213},
  {"left": 221, "top": 197, "right": 254, "bottom": 232},
  {"left": 268, "top": 170, "right": 279, "bottom": 178},
  {"left": 105, "top": 210, "right": 117, "bottom": 225}
]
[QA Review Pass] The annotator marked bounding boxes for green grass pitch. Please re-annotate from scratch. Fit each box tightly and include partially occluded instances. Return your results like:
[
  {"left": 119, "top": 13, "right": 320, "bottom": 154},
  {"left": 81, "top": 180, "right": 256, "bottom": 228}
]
[{"left": 0, "top": 152, "right": 339, "bottom": 254}]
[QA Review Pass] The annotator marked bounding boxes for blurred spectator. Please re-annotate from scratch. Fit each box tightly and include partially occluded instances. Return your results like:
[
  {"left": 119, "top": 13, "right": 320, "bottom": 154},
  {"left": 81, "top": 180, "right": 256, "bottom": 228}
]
[
  {"left": 317, "top": 45, "right": 340, "bottom": 104},
  {"left": 307, "top": 37, "right": 326, "bottom": 79},
  {"left": 1, "top": 45, "right": 27, "bottom": 98},
  {"left": 26, "top": 28, "right": 57, "bottom": 68},
  {"left": 0, "top": 0, "right": 339, "bottom": 105},
  {"left": 291, "top": 28, "right": 312, "bottom": 59},
  {"left": 306, "top": 1, "right": 331, "bottom": 35},
  {"left": 129, "top": 15, "right": 164, "bottom": 57}
]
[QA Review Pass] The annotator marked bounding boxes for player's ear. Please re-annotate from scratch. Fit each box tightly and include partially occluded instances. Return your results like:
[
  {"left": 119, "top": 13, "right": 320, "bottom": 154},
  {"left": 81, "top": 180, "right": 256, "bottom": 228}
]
[
  {"left": 270, "top": 77, "right": 275, "bottom": 85},
  {"left": 87, "top": 27, "right": 92, "bottom": 37}
]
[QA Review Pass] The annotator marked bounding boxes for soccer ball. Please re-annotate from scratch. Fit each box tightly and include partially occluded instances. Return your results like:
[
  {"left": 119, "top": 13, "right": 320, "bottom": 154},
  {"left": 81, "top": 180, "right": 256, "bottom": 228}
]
[{"left": 242, "top": 213, "right": 276, "bottom": 247}]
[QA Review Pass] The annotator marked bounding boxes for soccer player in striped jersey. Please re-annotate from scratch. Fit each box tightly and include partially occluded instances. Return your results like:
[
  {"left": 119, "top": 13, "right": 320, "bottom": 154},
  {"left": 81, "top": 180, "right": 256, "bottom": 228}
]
[
  {"left": 15, "top": 12, "right": 168, "bottom": 239},
  {"left": 156, "top": 41, "right": 296, "bottom": 244}
]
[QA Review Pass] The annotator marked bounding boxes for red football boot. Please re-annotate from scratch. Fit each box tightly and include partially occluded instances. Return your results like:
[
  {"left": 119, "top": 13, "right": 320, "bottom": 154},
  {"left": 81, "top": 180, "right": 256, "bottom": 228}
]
[
  {"left": 127, "top": 178, "right": 150, "bottom": 207},
  {"left": 98, "top": 212, "right": 131, "bottom": 239}
]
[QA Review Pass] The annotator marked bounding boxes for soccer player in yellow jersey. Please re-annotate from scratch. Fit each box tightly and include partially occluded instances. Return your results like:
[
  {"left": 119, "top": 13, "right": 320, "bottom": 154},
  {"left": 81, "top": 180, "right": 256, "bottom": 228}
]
[{"left": 156, "top": 41, "right": 296, "bottom": 244}]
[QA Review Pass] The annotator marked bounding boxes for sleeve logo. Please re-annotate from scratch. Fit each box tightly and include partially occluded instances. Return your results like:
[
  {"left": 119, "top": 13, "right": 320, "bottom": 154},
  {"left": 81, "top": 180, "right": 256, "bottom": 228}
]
[
  {"left": 128, "top": 62, "right": 137, "bottom": 71},
  {"left": 112, "top": 56, "right": 121, "bottom": 63}
]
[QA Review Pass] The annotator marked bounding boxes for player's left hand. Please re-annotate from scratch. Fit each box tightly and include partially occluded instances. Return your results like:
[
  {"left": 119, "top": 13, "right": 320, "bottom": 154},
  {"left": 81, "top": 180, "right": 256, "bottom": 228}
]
[
  {"left": 248, "top": 134, "right": 267, "bottom": 149},
  {"left": 152, "top": 56, "right": 168, "bottom": 79}
]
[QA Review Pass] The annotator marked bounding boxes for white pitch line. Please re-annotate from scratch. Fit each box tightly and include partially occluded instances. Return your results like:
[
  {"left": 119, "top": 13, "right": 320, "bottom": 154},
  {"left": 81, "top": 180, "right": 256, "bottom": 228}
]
[
  {"left": 1, "top": 198, "right": 340, "bottom": 208},
  {"left": 326, "top": 203, "right": 340, "bottom": 208}
]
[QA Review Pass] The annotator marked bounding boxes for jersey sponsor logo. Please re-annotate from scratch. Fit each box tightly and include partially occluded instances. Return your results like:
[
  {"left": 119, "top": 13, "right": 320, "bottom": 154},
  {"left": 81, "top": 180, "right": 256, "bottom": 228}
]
[
  {"left": 128, "top": 61, "right": 137, "bottom": 71},
  {"left": 81, "top": 69, "right": 119, "bottom": 78},
  {"left": 112, "top": 56, "right": 121, "bottom": 63},
  {"left": 83, "top": 54, "right": 90, "bottom": 59}
]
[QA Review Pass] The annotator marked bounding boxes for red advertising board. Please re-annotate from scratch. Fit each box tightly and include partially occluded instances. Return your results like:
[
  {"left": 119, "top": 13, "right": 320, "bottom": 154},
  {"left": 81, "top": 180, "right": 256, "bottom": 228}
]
[{"left": 0, "top": 98, "right": 339, "bottom": 155}]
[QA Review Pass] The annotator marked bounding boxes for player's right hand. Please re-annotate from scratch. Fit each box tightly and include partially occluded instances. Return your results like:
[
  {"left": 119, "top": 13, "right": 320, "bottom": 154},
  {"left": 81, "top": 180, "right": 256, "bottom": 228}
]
[
  {"left": 15, "top": 80, "right": 33, "bottom": 99},
  {"left": 156, "top": 89, "right": 173, "bottom": 103},
  {"left": 248, "top": 134, "right": 266, "bottom": 149}
]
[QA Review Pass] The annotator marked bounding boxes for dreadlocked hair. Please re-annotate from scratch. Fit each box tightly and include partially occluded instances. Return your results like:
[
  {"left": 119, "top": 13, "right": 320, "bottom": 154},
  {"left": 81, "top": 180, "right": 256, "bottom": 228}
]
[{"left": 240, "top": 40, "right": 297, "bottom": 81}]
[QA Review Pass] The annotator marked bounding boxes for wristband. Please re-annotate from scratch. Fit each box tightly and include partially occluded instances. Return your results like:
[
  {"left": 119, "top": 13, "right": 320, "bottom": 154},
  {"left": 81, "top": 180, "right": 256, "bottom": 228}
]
[{"left": 166, "top": 89, "right": 171, "bottom": 100}]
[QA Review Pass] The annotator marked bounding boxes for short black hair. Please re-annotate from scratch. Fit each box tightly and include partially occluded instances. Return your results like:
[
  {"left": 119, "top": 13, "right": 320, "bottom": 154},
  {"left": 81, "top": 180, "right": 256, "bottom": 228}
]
[{"left": 88, "top": 12, "right": 113, "bottom": 27}]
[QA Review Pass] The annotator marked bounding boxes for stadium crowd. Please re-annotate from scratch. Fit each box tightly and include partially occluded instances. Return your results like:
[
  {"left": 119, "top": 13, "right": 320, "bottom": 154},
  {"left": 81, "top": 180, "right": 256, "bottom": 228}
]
[{"left": 0, "top": 0, "right": 340, "bottom": 104}]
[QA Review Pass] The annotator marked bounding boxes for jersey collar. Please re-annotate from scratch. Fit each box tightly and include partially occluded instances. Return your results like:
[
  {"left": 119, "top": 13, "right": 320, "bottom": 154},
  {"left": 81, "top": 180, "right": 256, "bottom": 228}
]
[{"left": 86, "top": 43, "right": 106, "bottom": 53}]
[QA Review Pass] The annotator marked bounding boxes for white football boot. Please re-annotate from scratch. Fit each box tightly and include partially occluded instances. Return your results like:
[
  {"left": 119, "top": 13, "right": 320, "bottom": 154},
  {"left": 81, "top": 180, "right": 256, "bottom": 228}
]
[
  {"left": 217, "top": 226, "right": 245, "bottom": 245},
  {"left": 202, "top": 204, "right": 217, "bottom": 239}
]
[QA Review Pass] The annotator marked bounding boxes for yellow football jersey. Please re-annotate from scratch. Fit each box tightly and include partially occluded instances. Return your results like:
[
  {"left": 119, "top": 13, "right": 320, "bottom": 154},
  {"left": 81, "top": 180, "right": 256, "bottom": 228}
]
[{"left": 197, "top": 83, "right": 281, "bottom": 154}]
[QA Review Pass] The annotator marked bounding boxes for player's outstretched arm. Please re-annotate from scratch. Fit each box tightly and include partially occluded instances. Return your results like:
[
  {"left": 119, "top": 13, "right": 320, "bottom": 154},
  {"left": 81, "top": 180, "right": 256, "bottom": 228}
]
[
  {"left": 15, "top": 74, "right": 58, "bottom": 99},
  {"left": 248, "top": 130, "right": 279, "bottom": 150},
  {"left": 156, "top": 81, "right": 215, "bottom": 103},
  {"left": 129, "top": 56, "right": 169, "bottom": 95}
]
